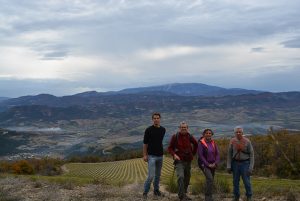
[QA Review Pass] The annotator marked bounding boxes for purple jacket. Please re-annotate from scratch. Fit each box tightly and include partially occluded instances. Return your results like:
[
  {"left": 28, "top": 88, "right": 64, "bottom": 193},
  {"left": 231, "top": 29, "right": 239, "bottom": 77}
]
[{"left": 197, "top": 138, "right": 220, "bottom": 169}]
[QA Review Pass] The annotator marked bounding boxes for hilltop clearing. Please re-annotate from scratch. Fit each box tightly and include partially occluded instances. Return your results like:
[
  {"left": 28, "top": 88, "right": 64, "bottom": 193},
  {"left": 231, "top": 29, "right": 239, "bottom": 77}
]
[{"left": 0, "top": 175, "right": 297, "bottom": 201}]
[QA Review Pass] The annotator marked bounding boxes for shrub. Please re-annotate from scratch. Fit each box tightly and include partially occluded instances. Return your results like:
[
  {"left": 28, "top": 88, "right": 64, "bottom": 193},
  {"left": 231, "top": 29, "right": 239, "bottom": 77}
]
[
  {"left": 190, "top": 176, "right": 230, "bottom": 195},
  {"left": 12, "top": 160, "right": 34, "bottom": 175},
  {"left": 214, "top": 177, "right": 230, "bottom": 194},
  {"left": 166, "top": 173, "right": 178, "bottom": 193},
  {"left": 30, "top": 158, "right": 63, "bottom": 176},
  {"left": 191, "top": 179, "right": 205, "bottom": 195},
  {"left": 0, "top": 162, "right": 11, "bottom": 173}
]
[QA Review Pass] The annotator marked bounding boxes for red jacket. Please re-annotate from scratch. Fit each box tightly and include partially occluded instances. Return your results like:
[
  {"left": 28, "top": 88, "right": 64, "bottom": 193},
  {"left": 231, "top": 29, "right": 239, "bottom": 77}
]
[{"left": 168, "top": 132, "right": 198, "bottom": 161}]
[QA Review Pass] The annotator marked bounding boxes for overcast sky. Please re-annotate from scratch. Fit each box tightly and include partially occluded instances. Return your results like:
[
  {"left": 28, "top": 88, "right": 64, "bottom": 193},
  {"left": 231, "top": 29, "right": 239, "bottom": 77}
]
[{"left": 0, "top": 0, "right": 300, "bottom": 97}]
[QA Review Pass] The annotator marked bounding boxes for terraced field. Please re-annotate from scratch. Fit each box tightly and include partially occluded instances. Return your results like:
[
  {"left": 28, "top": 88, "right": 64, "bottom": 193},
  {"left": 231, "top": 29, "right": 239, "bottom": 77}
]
[{"left": 64, "top": 157, "right": 174, "bottom": 184}]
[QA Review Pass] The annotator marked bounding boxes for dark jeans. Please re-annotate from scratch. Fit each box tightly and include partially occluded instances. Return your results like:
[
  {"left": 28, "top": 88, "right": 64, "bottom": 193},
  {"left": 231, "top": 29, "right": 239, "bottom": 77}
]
[
  {"left": 232, "top": 160, "right": 252, "bottom": 198},
  {"left": 202, "top": 167, "right": 215, "bottom": 201},
  {"left": 175, "top": 160, "right": 191, "bottom": 199}
]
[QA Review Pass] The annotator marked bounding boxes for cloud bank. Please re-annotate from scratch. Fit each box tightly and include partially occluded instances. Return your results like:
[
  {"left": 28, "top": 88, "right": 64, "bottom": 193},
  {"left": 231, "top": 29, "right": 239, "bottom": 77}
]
[{"left": 0, "top": 0, "right": 299, "bottom": 97}]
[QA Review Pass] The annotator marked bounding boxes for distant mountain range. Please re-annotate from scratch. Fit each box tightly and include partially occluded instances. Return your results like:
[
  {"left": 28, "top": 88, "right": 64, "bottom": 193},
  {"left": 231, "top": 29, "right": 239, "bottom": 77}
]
[
  {"left": 0, "top": 83, "right": 263, "bottom": 111},
  {"left": 0, "top": 82, "right": 299, "bottom": 128},
  {"left": 73, "top": 83, "right": 263, "bottom": 97},
  {"left": 116, "top": 83, "right": 263, "bottom": 96},
  {"left": 0, "top": 91, "right": 300, "bottom": 124},
  {"left": 0, "top": 83, "right": 299, "bottom": 158}
]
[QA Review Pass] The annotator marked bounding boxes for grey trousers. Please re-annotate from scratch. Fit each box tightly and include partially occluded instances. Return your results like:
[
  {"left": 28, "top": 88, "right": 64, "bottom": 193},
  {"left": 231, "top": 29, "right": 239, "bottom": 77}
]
[
  {"left": 175, "top": 160, "right": 191, "bottom": 199},
  {"left": 202, "top": 167, "right": 215, "bottom": 201}
]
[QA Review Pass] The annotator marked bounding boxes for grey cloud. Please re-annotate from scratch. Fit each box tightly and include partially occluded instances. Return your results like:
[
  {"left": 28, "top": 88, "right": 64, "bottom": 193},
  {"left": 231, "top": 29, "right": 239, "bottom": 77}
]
[
  {"left": 239, "top": 66, "right": 300, "bottom": 92},
  {"left": 281, "top": 38, "right": 300, "bottom": 48},
  {"left": 1, "top": 0, "right": 299, "bottom": 56},
  {"left": 0, "top": 0, "right": 300, "bottom": 96},
  {"left": 251, "top": 47, "right": 264, "bottom": 52},
  {"left": 40, "top": 51, "right": 68, "bottom": 60},
  {"left": 33, "top": 43, "right": 70, "bottom": 60}
]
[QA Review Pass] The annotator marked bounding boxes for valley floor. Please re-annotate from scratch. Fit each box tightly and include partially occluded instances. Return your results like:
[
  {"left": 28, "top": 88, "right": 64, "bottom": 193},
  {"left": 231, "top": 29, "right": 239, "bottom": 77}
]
[{"left": 0, "top": 176, "right": 296, "bottom": 201}]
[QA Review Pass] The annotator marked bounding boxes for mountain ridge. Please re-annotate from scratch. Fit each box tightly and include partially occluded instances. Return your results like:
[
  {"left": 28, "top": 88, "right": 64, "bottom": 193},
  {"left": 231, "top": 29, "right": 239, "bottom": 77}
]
[
  {"left": 0, "top": 82, "right": 264, "bottom": 111},
  {"left": 116, "top": 83, "right": 263, "bottom": 97}
]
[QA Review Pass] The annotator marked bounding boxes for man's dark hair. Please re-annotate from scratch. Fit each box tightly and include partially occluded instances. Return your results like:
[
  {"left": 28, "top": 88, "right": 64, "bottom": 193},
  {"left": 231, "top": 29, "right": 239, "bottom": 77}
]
[{"left": 152, "top": 112, "right": 161, "bottom": 119}]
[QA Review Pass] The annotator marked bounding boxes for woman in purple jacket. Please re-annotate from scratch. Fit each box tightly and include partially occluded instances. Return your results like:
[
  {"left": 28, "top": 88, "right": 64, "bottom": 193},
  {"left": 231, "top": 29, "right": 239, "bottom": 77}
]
[{"left": 197, "top": 128, "right": 220, "bottom": 201}]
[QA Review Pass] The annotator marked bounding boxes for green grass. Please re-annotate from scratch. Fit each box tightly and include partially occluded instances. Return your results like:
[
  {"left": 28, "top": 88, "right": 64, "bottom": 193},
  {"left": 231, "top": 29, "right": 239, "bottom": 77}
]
[
  {"left": 251, "top": 177, "right": 300, "bottom": 196},
  {"left": 189, "top": 170, "right": 300, "bottom": 196}
]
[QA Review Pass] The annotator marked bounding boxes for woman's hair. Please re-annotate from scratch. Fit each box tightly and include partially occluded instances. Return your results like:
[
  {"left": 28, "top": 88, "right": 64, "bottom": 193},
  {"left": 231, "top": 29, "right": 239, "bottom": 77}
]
[{"left": 202, "top": 128, "right": 214, "bottom": 136}]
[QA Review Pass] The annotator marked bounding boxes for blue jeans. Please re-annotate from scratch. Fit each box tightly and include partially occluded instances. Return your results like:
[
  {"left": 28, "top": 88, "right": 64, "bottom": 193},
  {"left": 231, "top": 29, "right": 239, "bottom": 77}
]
[
  {"left": 232, "top": 160, "right": 252, "bottom": 198},
  {"left": 144, "top": 155, "right": 163, "bottom": 193}
]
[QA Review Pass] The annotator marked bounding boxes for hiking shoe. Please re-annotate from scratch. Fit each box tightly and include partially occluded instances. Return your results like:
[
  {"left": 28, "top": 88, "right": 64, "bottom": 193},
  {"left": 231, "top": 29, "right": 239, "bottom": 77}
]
[
  {"left": 179, "top": 196, "right": 192, "bottom": 201},
  {"left": 184, "top": 195, "right": 192, "bottom": 201},
  {"left": 179, "top": 197, "right": 185, "bottom": 201},
  {"left": 205, "top": 195, "right": 214, "bottom": 201},
  {"left": 154, "top": 190, "right": 164, "bottom": 197},
  {"left": 143, "top": 192, "right": 147, "bottom": 200},
  {"left": 232, "top": 197, "right": 239, "bottom": 201}
]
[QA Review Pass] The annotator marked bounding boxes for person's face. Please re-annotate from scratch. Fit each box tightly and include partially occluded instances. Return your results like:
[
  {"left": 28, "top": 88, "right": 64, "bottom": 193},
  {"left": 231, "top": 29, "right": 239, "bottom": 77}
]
[
  {"left": 179, "top": 124, "right": 188, "bottom": 134},
  {"left": 204, "top": 130, "right": 212, "bottom": 140},
  {"left": 235, "top": 128, "right": 243, "bottom": 139},
  {"left": 152, "top": 115, "right": 161, "bottom": 126}
]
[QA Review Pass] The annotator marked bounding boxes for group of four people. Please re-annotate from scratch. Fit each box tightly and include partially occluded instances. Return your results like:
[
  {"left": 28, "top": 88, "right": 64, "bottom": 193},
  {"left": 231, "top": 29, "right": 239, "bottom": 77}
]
[{"left": 143, "top": 112, "right": 254, "bottom": 201}]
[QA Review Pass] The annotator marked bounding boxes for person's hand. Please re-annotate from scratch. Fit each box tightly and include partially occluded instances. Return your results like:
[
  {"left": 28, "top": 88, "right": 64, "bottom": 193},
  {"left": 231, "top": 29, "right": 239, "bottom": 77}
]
[
  {"left": 174, "top": 154, "right": 181, "bottom": 161},
  {"left": 227, "top": 168, "right": 232, "bottom": 174},
  {"left": 247, "top": 169, "right": 252, "bottom": 176},
  {"left": 208, "top": 163, "right": 216, "bottom": 169},
  {"left": 143, "top": 155, "right": 148, "bottom": 162}
]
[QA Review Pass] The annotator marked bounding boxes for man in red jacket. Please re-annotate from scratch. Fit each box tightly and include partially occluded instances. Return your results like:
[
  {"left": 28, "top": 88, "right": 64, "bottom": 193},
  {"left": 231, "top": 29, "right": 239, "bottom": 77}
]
[{"left": 168, "top": 122, "right": 198, "bottom": 201}]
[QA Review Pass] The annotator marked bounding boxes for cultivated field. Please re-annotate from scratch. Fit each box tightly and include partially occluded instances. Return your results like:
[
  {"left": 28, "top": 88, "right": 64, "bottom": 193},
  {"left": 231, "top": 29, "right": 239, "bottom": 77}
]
[{"left": 63, "top": 157, "right": 174, "bottom": 184}]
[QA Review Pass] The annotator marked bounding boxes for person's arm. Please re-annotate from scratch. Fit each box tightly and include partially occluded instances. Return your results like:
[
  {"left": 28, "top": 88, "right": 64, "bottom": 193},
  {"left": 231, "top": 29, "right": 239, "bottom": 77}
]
[
  {"left": 227, "top": 142, "right": 233, "bottom": 173},
  {"left": 249, "top": 141, "right": 254, "bottom": 172},
  {"left": 143, "top": 144, "right": 148, "bottom": 162},
  {"left": 143, "top": 128, "right": 149, "bottom": 162},
  {"left": 198, "top": 143, "right": 210, "bottom": 167},
  {"left": 168, "top": 135, "right": 180, "bottom": 160},
  {"left": 191, "top": 136, "right": 198, "bottom": 155},
  {"left": 215, "top": 144, "right": 220, "bottom": 165}
]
